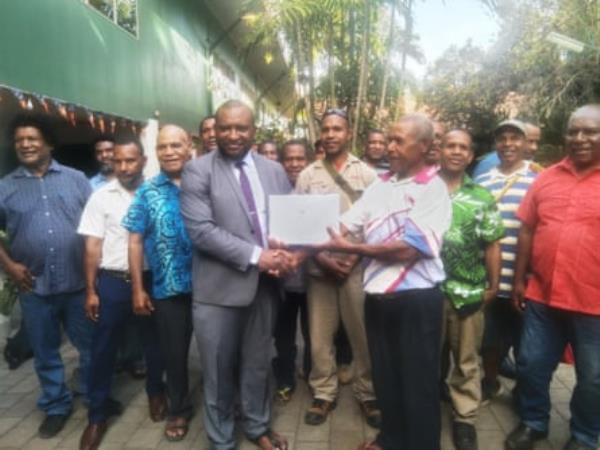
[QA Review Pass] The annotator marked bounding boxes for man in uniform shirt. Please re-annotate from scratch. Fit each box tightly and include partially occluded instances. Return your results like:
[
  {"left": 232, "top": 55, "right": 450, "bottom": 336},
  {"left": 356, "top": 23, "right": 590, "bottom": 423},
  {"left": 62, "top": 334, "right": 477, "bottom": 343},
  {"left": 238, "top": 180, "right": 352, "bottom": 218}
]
[
  {"left": 315, "top": 114, "right": 451, "bottom": 450},
  {"left": 78, "top": 136, "right": 165, "bottom": 450},
  {"left": 0, "top": 115, "right": 92, "bottom": 438},
  {"left": 123, "top": 125, "right": 194, "bottom": 441},
  {"left": 295, "top": 109, "right": 380, "bottom": 428}
]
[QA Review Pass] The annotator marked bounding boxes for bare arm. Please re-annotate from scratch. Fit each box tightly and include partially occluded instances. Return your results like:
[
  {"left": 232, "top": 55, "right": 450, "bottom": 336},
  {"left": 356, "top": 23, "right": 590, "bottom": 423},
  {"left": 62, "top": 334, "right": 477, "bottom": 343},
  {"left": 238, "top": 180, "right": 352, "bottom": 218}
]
[
  {"left": 512, "top": 223, "right": 534, "bottom": 311},
  {"left": 0, "top": 243, "right": 33, "bottom": 292},
  {"left": 84, "top": 236, "right": 103, "bottom": 321},
  {"left": 128, "top": 232, "right": 154, "bottom": 315},
  {"left": 483, "top": 240, "right": 501, "bottom": 303},
  {"left": 318, "top": 226, "right": 419, "bottom": 263}
]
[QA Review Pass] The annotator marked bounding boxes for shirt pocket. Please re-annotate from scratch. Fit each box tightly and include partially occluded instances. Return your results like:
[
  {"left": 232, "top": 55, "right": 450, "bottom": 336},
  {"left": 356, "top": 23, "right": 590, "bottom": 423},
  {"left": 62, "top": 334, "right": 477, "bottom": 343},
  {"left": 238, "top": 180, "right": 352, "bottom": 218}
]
[{"left": 56, "top": 192, "right": 82, "bottom": 224}]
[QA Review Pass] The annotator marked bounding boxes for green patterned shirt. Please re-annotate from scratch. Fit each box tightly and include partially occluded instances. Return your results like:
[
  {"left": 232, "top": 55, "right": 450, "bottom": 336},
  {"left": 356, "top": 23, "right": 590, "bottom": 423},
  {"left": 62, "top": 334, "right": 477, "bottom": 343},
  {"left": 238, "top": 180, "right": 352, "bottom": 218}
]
[{"left": 441, "top": 176, "right": 504, "bottom": 311}]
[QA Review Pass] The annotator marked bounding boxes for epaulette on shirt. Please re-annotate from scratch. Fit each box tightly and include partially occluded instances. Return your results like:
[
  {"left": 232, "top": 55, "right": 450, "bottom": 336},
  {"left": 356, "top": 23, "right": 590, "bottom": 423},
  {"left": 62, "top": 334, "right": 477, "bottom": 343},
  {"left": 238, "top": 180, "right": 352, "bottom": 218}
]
[{"left": 529, "top": 162, "right": 544, "bottom": 173}]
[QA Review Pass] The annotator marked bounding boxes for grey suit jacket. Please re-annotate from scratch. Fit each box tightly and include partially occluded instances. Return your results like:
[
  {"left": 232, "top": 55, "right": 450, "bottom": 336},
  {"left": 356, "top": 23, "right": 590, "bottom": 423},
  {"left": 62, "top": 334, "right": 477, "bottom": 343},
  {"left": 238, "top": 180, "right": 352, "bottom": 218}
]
[{"left": 180, "top": 149, "right": 291, "bottom": 307}]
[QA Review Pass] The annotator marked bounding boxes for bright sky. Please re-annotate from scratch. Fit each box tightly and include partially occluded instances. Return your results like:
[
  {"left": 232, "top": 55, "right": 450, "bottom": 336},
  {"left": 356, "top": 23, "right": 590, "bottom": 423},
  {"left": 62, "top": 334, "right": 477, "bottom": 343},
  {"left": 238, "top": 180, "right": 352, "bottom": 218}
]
[{"left": 407, "top": 0, "right": 499, "bottom": 78}]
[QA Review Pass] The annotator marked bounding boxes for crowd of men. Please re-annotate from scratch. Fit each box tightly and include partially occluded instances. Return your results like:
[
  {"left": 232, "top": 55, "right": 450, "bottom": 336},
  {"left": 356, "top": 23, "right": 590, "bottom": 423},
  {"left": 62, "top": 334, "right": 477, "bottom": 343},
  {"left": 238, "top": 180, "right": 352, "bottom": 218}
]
[{"left": 0, "top": 99, "right": 598, "bottom": 450}]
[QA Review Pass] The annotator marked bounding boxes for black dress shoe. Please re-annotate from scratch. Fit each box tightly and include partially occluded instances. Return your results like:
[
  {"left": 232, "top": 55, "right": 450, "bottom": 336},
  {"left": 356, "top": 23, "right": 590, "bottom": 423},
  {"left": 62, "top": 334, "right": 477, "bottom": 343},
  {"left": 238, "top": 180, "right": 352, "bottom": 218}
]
[
  {"left": 453, "top": 422, "right": 478, "bottom": 450},
  {"left": 38, "top": 413, "right": 70, "bottom": 438},
  {"left": 505, "top": 423, "right": 548, "bottom": 450}
]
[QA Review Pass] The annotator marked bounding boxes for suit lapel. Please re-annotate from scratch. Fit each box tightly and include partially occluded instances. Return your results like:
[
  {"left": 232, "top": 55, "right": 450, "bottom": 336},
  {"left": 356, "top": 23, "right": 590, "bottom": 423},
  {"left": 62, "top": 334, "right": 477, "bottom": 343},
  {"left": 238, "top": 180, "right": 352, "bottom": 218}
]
[{"left": 216, "top": 151, "right": 253, "bottom": 225}]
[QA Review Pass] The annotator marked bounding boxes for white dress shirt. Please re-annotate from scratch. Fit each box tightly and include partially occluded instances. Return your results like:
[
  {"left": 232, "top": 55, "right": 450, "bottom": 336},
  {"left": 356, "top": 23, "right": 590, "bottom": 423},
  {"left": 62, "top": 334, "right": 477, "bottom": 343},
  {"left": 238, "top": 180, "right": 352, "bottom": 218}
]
[
  {"left": 231, "top": 151, "right": 267, "bottom": 264},
  {"left": 78, "top": 179, "right": 136, "bottom": 271}
]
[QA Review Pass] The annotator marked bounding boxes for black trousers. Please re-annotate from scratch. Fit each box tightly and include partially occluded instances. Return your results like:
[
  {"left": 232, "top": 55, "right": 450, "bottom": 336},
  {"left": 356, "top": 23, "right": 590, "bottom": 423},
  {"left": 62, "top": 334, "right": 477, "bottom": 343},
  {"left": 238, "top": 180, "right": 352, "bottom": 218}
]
[
  {"left": 153, "top": 294, "right": 193, "bottom": 419},
  {"left": 365, "top": 288, "right": 444, "bottom": 450},
  {"left": 272, "top": 290, "right": 311, "bottom": 388}
]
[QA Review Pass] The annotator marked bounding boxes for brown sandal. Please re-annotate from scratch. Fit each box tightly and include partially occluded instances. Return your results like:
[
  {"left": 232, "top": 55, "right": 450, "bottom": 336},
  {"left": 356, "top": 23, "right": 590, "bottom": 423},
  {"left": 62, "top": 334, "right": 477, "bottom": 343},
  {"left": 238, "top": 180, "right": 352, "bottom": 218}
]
[{"left": 164, "top": 417, "right": 189, "bottom": 442}]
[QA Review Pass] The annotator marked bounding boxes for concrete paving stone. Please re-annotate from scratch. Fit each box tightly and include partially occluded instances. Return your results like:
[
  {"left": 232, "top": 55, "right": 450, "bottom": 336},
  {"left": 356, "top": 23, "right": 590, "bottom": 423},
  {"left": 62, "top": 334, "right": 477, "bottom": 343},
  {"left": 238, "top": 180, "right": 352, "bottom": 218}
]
[
  {"left": 103, "top": 421, "right": 143, "bottom": 444},
  {"left": 549, "top": 387, "right": 572, "bottom": 404},
  {"left": 120, "top": 406, "right": 150, "bottom": 425},
  {"left": 124, "top": 426, "right": 164, "bottom": 448},
  {"left": 330, "top": 429, "right": 363, "bottom": 450},
  {"left": 488, "top": 399, "right": 520, "bottom": 433},
  {"left": 0, "top": 394, "right": 24, "bottom": 409},
  {"left": 10, "top": 376, "right": 40, "bottom": 394},
  {"left": 0, "top": 416, "right": 21, "bottom": 435},
  {"left": 21, "top": 435, "right": 62, "bottom": 450},
  {"left": 0, "top": 415, "right": 39, "bottom": 447},
  {"left": 295, "top": 442, "right": 330, "bottom": 450},
  {"left": 472, "top": 429, "right": 507, "bottom": 450},
  {"left": 552, "top": 402, "right": 571, "bottom": 422},
  {"left": 296, "top": 417, "right": 331, "bottom": 443}
]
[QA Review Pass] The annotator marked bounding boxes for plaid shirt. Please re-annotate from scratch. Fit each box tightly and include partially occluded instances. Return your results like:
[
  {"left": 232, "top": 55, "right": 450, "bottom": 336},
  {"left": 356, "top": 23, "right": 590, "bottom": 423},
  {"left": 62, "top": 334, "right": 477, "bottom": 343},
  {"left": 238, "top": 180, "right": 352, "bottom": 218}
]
[{"left": 0, "top": 160, "right": 91, "bottom": 295}]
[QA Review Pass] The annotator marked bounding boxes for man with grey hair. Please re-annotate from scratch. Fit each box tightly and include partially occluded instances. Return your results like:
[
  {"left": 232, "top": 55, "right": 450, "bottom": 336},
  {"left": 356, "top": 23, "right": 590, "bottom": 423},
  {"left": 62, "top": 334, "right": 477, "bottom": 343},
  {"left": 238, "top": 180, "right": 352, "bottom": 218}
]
[{"left": 316, "top": 114, "right": 452, "bottom": 450}]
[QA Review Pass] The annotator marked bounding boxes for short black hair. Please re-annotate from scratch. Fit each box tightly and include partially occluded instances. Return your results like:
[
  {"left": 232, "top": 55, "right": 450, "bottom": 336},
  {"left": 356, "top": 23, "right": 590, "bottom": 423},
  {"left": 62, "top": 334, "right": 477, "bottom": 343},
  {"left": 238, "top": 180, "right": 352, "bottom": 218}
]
[
  {"left": 92, "top": 134, "right": 115, "bottom": 148},
  {"left": 9, "top": 113, "right": 57, "bottom": 147},
  {"left": 280, "top": 138, "right": 313, "bottom": 161},
  {"left": 366, "top": 128, "right": 385, "bottom": 139},
  {"left": 199, "top": 115, "right": 215, "bottom": 133},
  {"left": 113, "top": 132, "right": 144, "bottom": 156},
  {"left": 258, "top": 140, "right": 277, "bottom": 152}
]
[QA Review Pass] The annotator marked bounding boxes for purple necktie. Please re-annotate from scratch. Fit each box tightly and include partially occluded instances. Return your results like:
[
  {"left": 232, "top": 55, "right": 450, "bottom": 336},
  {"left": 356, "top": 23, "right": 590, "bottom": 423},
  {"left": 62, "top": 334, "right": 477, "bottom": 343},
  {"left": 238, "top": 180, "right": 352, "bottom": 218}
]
[{"left": 235, "top": 160, "right": 264, "bottom": 247}]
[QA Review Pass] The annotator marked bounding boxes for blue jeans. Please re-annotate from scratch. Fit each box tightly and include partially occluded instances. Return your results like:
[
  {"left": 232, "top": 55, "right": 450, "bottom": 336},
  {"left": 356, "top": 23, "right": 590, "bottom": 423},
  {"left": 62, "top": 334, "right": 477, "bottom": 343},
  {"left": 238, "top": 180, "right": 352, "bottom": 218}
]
[
  {"left": 19, "top": 290, "right": 92, "bottom": 415},
  {"left": 88, "top": 272, "right": 165, "bottom": 423},
  {"left": 517, "top": 300, "right": 600, "bottom": 448}
]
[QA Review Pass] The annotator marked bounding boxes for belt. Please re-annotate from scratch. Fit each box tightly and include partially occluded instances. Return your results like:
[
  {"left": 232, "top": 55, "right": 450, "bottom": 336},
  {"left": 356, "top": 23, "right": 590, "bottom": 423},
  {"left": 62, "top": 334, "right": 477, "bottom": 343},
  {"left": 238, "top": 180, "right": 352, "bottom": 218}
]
[{"left": 101, "top": 269, "right": 132, "bottom": 282}]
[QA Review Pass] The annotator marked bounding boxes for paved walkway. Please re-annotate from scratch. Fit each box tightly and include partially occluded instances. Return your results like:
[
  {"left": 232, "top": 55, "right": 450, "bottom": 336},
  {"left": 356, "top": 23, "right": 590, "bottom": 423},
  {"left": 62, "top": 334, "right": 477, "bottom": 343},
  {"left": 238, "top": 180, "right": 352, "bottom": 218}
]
[{"left": 0, "top": 342, "right": 578, "bottom": 450}]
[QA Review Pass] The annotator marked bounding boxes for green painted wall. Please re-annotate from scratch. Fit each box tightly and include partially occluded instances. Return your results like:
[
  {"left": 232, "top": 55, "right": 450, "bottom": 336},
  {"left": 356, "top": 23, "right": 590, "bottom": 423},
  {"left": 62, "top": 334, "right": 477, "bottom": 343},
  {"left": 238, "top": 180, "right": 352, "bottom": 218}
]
[{"left": 0, "top": 0, "right": 245, "bottom": 130}]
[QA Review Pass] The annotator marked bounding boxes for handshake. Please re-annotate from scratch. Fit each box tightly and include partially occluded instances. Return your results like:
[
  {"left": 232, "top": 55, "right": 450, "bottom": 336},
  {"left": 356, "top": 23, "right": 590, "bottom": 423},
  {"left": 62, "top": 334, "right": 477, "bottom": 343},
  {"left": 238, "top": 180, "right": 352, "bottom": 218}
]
[{"left": 257, "top": 238, "right": 308, "bottom": 278}]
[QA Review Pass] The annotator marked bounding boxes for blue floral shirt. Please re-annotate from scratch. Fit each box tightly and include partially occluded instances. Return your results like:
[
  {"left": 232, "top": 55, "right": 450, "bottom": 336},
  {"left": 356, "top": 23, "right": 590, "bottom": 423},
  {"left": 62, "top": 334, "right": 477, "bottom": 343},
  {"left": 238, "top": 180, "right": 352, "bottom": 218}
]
[{"left": 122, "top": 172, "right": 192, "bottom": 300}]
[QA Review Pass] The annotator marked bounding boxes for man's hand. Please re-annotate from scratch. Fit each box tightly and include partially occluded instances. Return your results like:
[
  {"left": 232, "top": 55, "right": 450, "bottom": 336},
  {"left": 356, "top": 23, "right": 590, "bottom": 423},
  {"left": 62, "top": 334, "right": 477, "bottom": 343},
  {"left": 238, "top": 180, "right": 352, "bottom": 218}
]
[
  {"left": 313, "top": 227, "right": 357, "bottom": 254},
  {"left": 315, "top": 252, "right": 357, "bottom": 282},
  {"left": 483, "top": 288, "right": 497, "bottom": 305},
  {"left": 259, "top": 249, "right": 295, "bottom": 277},
  {"left": 132, "top": 289, "right": 154, "bottom": 316},
  {"left": 6, "top": 261, "right": 34, "bottom": 292},
  {"left": 512, "top": 280, "right": 527, "bottom": 312},
  {"left": 85, "top": 291, "right": 100, "bottom": 322}
]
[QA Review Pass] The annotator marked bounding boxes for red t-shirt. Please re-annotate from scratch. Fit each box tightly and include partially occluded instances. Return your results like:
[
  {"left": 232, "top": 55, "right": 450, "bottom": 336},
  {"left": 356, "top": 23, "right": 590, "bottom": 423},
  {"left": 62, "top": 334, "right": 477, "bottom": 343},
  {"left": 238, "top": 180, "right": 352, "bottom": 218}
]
[{"left": 517, "top": 158, "right": 600, "bottom": 315}]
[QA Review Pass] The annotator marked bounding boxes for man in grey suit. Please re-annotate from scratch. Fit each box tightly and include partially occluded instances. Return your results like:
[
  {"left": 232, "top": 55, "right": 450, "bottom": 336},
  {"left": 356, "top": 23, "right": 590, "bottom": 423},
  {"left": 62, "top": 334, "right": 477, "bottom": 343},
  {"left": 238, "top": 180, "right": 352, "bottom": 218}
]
[{"left": 181, "top": 100, "right": 294, "bottom": 450}]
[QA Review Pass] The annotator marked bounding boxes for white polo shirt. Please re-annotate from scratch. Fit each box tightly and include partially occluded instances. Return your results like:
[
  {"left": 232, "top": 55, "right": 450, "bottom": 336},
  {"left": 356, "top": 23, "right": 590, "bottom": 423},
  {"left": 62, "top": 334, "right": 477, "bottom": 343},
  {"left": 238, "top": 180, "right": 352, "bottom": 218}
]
[{"left": 78, "top": 179, "right": 136, "bottom": 271}]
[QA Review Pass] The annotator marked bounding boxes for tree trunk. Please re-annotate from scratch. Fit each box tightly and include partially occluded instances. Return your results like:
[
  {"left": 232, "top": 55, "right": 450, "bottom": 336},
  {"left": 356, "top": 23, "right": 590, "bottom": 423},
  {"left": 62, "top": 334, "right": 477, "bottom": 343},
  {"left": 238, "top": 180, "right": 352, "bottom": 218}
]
[
  {"left": 378, "top": 1, "right": 396, "bottom": 117},
  {"left": 352, "top": 0, "right": 372, "bottom": 151},
  {"left": 328, "top": 18, "right": 336, "bottom": 107},
  {"left": 395, "top": 0, "right": 412, "bottom": 121},
  {"left": 294, "top": 22, "right": 317, "bottom": 143}
]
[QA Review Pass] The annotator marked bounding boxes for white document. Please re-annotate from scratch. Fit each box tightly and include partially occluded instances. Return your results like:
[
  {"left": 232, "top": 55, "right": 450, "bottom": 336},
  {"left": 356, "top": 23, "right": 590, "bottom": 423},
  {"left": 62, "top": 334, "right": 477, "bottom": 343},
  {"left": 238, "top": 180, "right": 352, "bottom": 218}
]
[{"left": 269, "top": 194, "right": 340, "bottom": 245}]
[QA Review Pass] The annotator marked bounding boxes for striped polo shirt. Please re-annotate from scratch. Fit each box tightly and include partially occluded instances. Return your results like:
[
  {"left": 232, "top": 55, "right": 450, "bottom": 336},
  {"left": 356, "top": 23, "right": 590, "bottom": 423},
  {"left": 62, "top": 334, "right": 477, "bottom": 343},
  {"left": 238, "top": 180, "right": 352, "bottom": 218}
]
[
  {"left": 342, "top": 166, "right": 452, "bottom": 294},
  {"left": 475, "top": 162, "right": 539, "bottom": 298}
]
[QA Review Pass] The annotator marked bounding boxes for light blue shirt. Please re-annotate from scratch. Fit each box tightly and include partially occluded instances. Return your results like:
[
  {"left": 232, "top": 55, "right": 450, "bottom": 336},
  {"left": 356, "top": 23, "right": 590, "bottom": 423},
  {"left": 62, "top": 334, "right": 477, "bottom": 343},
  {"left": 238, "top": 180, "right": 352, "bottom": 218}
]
[
  {"left": 471, "top": 151, "right": 500, "bottom": 179},
  {"left": 89, "top": 172, "right": 111, "bottom": 191}
]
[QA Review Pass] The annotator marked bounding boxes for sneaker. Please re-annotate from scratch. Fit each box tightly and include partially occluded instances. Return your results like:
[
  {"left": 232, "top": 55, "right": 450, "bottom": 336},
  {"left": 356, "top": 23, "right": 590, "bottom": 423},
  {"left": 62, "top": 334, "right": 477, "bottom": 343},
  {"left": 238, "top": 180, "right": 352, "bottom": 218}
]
[
  {"left": 304, "top": 398, "right": 336, "bottom": 425},
  {"left": 452, "top": 422, "right": 478, "bottom": 450},
  {"left": 38, "top": 413, "right": 70, "bottom": 439},
  {"left": 481, "top": 379, "right": 504, "bottom": 405}
]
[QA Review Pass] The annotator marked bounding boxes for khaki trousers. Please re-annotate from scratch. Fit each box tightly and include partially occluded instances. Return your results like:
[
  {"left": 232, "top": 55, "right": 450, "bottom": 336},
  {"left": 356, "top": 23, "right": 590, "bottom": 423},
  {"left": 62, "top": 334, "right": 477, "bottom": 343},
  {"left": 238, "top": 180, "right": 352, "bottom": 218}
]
[
  {"left": 307, "top": 271, "right": 374, "bottom": 402},
  {"left": 442, "top": 299, "right": 484, "bottom": 424}
]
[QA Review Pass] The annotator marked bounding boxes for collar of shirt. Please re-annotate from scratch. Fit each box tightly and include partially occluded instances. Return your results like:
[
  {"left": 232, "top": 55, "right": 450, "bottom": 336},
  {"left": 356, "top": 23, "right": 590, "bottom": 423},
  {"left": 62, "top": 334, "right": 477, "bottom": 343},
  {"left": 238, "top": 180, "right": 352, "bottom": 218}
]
[
  {"left": 556, "top": 157, "right": 600, "bottom": 177},
  {"left": 391, "top": 164, "right": 439, "bottom": 185},
  {"left": 13, "top": 159, "right": 62, "bottom": 178},
  {"left": 488, "top": 160, "right": 532, "bottom": 180},
  {"left": 314, "top": 152, "right": 362, "bottom": 172},
  {"left": 153, "top": 171, "right": 179, "bottom": 189}
]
